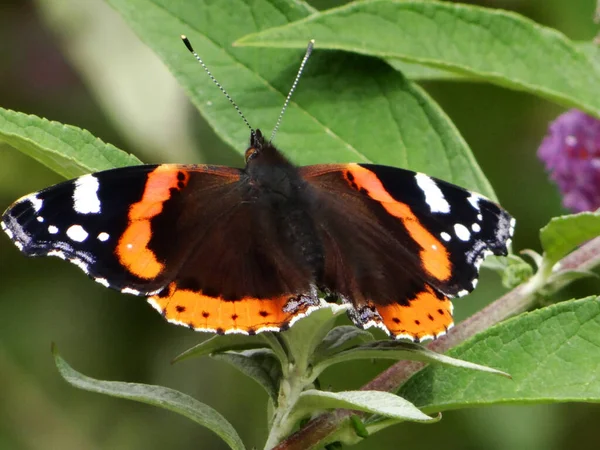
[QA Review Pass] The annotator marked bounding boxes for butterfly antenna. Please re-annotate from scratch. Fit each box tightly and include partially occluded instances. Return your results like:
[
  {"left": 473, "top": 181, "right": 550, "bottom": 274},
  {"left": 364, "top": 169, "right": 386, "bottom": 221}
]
[
  {"left": 181, "top": 35, "right": 254, "bottom": 134},
  {"left": 270, "top": 39, "right": 315, "bottom": 142}
]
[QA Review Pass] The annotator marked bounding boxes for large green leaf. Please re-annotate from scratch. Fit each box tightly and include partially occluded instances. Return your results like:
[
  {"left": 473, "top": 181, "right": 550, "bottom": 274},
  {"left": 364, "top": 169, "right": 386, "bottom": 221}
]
[
  {"left": 391, "top": 41, "right": 600, "bottom": 82},
  {"left": 52, "top": 344, "right": 245, "bottom": 450},
  {"left": 236, "top": 0, "right": 600, "bottom": 117},
  {"left": 0, "top": 107, "right": 141, "bottom": 178},
  {"left": 540, "top": 212, "right": 600, "bottom": 266},
  {"left": 105, "top": 0, "right": 495, "bottom": 197},
  {"left": 398, "top": 297, "right": 600, "bottom": 411}
]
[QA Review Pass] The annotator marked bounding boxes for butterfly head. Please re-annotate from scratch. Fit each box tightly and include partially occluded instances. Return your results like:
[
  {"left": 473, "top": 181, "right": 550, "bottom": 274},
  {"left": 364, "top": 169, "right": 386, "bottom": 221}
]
[{"left": 245, "top": 129, "right": 292, "bottom": 169}]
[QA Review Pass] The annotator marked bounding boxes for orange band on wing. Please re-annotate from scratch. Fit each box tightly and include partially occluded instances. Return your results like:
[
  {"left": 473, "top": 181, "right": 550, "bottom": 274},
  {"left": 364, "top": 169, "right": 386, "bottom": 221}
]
[
  {"left": 116, "top": 165, "right": 189, "bottom": 279},
  {"left": 346, "top": 164, "right": 451, "bottom": 282},
  {"left": 149, "top": 284, "right": 315, "bottom": 334},
  {"left": 373, "top": 286, "right": 453, "bottom": 341}
]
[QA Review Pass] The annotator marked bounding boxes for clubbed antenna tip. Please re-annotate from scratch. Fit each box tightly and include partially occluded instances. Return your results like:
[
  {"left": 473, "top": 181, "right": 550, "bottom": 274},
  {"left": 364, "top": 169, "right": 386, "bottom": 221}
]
[{"left": 181, "top": 35, "right": 194, "bottom": 53}]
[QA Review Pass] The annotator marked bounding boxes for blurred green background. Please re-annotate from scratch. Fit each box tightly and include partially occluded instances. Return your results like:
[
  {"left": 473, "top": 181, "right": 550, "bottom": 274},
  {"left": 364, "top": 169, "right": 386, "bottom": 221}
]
[{"left": 1, "top": 0, "right": 599, "bottom": 449}]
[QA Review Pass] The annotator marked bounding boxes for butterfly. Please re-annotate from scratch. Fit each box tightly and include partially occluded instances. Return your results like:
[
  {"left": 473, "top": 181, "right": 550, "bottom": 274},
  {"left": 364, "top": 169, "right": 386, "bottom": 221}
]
[{"left": 1, "top": 38, "right": 514, "bottom": 343}]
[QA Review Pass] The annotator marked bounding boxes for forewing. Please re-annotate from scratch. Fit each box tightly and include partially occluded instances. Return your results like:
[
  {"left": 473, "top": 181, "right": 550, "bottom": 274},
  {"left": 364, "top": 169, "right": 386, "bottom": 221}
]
[{"left": 1, "top": 164, "right": 242, "bottom": 294}]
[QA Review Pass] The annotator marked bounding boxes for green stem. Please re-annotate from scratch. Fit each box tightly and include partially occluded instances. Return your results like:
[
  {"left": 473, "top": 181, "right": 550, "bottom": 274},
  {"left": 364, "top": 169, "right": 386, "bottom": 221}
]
[
  {"left": 273, "top": 236, "right": 600, "bottom": 450},
  {"left": 264, "top": 364, "right": 309, "bottom": 450}
]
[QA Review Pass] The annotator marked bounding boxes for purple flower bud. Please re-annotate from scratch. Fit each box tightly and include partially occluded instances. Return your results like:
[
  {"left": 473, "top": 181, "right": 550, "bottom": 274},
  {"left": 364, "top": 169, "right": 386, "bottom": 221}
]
[{"left": 538, "top": 109, "right": 600, "bottom": 212}]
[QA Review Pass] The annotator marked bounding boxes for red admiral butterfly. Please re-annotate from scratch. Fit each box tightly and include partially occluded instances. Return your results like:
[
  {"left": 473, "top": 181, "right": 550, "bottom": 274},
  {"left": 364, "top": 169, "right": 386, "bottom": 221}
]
[{"left": 1, "top": 38, "right": 514, "bottom": 342}]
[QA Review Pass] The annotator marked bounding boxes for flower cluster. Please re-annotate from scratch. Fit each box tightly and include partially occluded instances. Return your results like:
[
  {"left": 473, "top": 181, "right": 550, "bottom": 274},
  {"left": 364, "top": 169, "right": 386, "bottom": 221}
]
[{"left": 538, "top": 109, "right": 600, "bottom": 212}]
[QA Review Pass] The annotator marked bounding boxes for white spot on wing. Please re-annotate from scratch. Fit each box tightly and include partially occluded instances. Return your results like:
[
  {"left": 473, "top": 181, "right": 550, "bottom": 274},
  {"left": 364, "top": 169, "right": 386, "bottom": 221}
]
[
  {"left": 70, "top": 258, "right": 89, "bottom": 274},
  {"left": 454, "top": 223, "right": 471, "bottom": 241},
  {"left": 97, "top": 232, "right": 110, "bottom": 242},
  {"left": 457, "top": 289, "right": 469, "bottom": 297},
  {"left": 37, "top": 216, "right": 44, "bottom": 223},
  {"left": 285, "top": 301, "right": 326, "bottom": 330},
  {"left": 66, "top": 225, "right": 88, "bottom": 242},
  {"left": 467, "top": 193, "right": 482, "bottom": 211},
  {"left": 415, "top": 173, "right": 450, "bottom": 213},
  {"left": 48, "top": 225, "right": 59, "bottom": 234},
  {"left": 122, "top": 287, "right": 141, "bottom": 295},
  {"left": 148, "top": 298, "right": 162, "bottom": 312},
  {"left": 1, "top": 221, "right": 14, "bottom": 239},
  {"left": 477, "top": 213, "right": 483, "bottom": 221},
  {"left": 472, "top": 223, "right": 481, "bottom": 232},
  {"left": 440, "top": 232, "right": 451, "bottom": 242},
  {"left": 73, "top": 174, "right": 101, "bottom": 214},
  {"left": 27, "top": 194, "right": 43, "bottom": 212},
  {"left": 95, "top": 278, "right": 110, "bottom": 287},
  {"left": 362, "top": 319, "right": 390, "bottom": 335},
  {"left": 48, "top": 250, "right": 66, "bottom": 260}
]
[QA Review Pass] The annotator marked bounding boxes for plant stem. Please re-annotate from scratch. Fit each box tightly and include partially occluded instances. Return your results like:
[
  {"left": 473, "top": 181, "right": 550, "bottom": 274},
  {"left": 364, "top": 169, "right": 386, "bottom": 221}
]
[
  {"left": 273, "top": 236, "right": 600, "bottom": 450},
  {"left": 264, "top": 364, "right": 308, "bottom": 450}
]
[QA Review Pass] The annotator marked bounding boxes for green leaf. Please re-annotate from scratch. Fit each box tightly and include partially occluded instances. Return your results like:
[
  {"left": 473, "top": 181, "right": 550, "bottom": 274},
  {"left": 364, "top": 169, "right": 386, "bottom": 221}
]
[
  {"left": 281, "top": 303, "right": 350, "bottom": 372},
  {"left": 106, "top": 0, "right": 495, "bottom": 198},
  {"left": 549, "top": 270, "right": 600, "bottom": 284},
  {"left": 577, "top": 41, "right": 600, "bottom": 72},
  {"left": 0, "top": 107, "right": 142, "bottom": 178},
  {"left": 292, "top": 389, "right": 436, "bottom": 423},
  {"left": 258, "top": 333, "right": 290, "bottom": 366},
  {"left": 172, "top": 334, "right": 269, "bottom": 364},
  {"left": 52, "top": 344, "right": 245, "bottom": 450},
  {"left": 313, "top": 326, "right": 374, "bottom": 360},
  {"left": 398, "top": 297, "right": 600, "bottom": 412},
  {"left": 212, "top": 350, "right": 282, "bottom": 403},
  {"left": 386, "top": 59, "right": 470, "bottom": 81},
  {"left": 360, "top": 415, "right": 405, "bottom": 437},
  {"left": 391, "top": 41, "right": 600, "bottom": 83},
  {"left": 540, "top": 212, "right": 600, "bottom": 266},
  {"left": 390, "top": 41, "right": 600, "bottom": 82},
  {"left": 520, "top": 249, "right": 544, "bottom": 270},
  {"left": 312, "top": 341, "right": 509, "bottom": 378},
  {"left": 236, "top": 1, "right": 600, "bottom": 117}
]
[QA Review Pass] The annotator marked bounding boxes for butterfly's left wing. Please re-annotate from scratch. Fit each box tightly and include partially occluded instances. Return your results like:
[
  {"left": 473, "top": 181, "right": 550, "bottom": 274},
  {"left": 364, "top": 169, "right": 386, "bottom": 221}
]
[
  {"left": 1, "top": 164, "right": 243, "bottom": 294},
  {"left": 300, "top": 163, "right": 514, "bottom": 342},
  {"left": 2, "top": 163, "right": 324, "bottom": 335}
]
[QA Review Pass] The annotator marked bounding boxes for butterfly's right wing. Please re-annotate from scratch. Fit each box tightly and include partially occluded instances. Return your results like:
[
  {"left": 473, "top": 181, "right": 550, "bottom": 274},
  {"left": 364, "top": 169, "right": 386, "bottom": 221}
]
[{"left": 301, "top": 163, "right": 514, "bottom": 342}]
